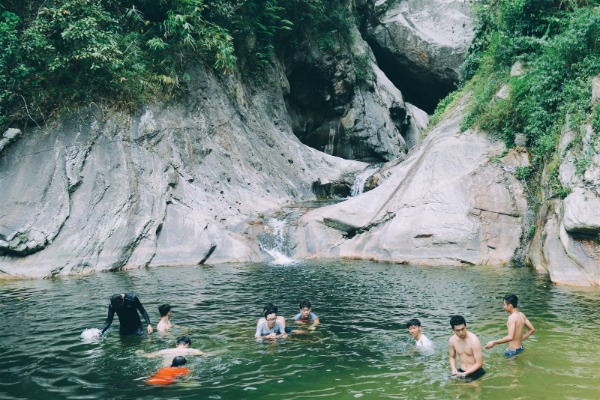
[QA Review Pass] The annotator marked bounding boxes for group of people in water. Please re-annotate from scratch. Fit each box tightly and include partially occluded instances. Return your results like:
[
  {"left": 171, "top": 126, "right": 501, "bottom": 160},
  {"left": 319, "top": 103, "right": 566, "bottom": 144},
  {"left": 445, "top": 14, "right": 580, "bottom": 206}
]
[{"left": 98, "top": 292, "right": 535, "bottom": 385}]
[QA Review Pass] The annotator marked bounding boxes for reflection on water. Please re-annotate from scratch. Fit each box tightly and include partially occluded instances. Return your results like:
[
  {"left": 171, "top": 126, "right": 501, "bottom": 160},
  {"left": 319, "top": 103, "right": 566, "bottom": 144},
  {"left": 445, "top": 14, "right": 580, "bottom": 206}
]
[{"left": 1, "top": 261, "right": 599, "bottom": 399}]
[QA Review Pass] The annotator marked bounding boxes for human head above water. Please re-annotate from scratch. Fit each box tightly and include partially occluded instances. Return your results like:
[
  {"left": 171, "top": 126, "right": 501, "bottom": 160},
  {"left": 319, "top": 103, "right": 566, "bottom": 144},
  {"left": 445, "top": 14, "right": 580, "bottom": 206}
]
[
  {"left": 158, "top": 304, "right": 172, "bottom": 317},
  {"left": 503, "top": 293, "right": 518, "bottom": 308},
  {"left": 299, "top": 300, "right": 312, "bottom": 309},
  {"left": 406, "top": 318, "right": 422, "bottom": 329},
  {"left": 171, "top": 356, "right": 187, "bottom": 367},
  {"left": 450, "top": 315, "right": 466, "bottom": 329},
  {"left": 264, "top": 304, "right": 278, "bottom": 319},
  {"left": 176, "top": 336, "right": 191, "bottom": 347},
  {"left": 110, "top": 294, "right": 124, "bottom": 309}
]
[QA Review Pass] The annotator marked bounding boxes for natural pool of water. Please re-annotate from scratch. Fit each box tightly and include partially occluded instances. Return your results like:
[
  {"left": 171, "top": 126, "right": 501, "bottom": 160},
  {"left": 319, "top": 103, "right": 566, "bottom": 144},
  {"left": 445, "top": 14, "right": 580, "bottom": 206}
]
[{"left": 1, "top": 261, "right": 599, "bottom": 399}]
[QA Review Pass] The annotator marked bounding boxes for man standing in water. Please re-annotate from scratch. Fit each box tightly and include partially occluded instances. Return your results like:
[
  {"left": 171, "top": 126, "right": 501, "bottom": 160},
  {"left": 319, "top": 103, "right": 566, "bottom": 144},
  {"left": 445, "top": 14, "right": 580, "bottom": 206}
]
[
  {"left": 485, "top": 293, "right": 536, "bottom": 357},
  {"left": 157, "top": 303, "right": 173, "bottom": 333},
  {"left": 449, "top": 315, "right": 485, "bottom": 381},
  {"left": 100, "top": 293, "right": 153, "bottom": 336}
]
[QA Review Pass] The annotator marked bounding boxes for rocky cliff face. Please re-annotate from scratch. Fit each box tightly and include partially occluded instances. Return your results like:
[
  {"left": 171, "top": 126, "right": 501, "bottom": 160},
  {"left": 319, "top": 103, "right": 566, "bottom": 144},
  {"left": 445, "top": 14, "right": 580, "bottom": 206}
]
[
  {"left": 366, "top": 0, "right": 474, "bottom": 112},
  {"left": 1, "top": 0, "right": 596, "bottom": 286},
  {"left": 0, "top": 66, "right": 365, "bottom": 278},
  {"left": 526, "top": 119, "right": 600, "bottom": 286},
  {"left": 292, "top": 94, "right": 529, "bottom": 266}
]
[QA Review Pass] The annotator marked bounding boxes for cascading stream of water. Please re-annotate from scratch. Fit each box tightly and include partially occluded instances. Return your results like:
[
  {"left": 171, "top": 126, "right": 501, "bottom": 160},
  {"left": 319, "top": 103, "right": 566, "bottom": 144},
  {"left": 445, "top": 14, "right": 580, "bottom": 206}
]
[
  {"left": 259, "top": 215, "right": 297, "bottom": 265},
  {"left": 350, "top": 165, "right": 381, "bottom": 197}
]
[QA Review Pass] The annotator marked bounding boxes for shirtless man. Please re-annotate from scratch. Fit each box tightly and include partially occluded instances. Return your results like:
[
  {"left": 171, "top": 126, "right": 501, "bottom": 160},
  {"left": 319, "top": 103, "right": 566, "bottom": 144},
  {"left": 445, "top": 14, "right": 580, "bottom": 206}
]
[
  {"left": 139, "top": 336, "right": 204, "bottom": 365},
  {"left": 157, "top": 304, "right": 173, "bottom": 333},
  {"left": 485, "top": 293, "right": 536, "bottom": 358},
  {"left": 449, "top": 315, "right": 485, "bottom": 381}
]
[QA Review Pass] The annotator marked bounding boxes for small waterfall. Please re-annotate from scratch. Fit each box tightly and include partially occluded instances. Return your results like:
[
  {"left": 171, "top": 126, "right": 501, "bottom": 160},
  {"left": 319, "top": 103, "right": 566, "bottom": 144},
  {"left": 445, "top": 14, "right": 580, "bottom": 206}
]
[
  {"left": 350, "top": 165, "right": 380, "bottom": 197},
  {"left": 258, "top": 216, "right": 297, "bottom": 265},
  {"left": 324, "top": 124, "right": 337, "bottom": 155}
]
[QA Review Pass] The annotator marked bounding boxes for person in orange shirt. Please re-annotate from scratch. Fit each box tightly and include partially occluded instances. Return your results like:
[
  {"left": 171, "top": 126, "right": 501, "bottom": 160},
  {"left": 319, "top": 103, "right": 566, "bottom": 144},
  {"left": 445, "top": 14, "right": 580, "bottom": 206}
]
[{"left": 145, "top": 356, "right": 190, "bottom": 386}]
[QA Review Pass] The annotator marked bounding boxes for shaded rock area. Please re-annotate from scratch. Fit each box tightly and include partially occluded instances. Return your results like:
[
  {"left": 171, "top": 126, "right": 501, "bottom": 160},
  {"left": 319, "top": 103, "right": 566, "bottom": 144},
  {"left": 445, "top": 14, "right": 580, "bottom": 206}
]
[
  {"left": 0, "top": 66, "right": 366, "bottom": 278},
  {"left": 285, "top": 26, "right": 427, "bottom": 162},
  {"left": 292, "top": 94, "right": 528, "bottom": 266},
  {"left": 366, "top": 0, "right": 474, "bottom": 112}
]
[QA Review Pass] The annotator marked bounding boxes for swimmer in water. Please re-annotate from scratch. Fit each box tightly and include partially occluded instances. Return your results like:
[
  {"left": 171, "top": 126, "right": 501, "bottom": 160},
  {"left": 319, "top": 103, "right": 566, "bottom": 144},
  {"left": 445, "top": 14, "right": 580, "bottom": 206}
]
[
  {"left": 157, "top": 304, "right": 173, "bottom": 333},
  {"left": 406, "top": 318, "right": 433, "bottom": 352},
  {"left": 291, "top": 300, "right": 320, "bottom": 331},
  {"left": 448, "top": 315, "right": 485, "bottom": 381},
  {"left": 257, "top": 303, "right": 287, "bottom": 329},
  {"left": 255, "top": 304, "right": 287, "bottom": 340},
  {"left": 99, "top": 293, "right": 153, "bottom": 336},
  {"left": 485, "top": 293, "right": 536, "bottom": 358},
  {"left": 138, "top": 335, "right": 205, "bottom": 365},
  {"left": 145, "top": 356, "right": 190, "bottom": 385}
]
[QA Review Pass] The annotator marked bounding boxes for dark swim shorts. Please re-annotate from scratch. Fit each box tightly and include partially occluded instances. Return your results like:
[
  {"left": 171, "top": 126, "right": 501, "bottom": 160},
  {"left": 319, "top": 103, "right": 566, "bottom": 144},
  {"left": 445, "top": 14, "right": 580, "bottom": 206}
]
[
  {"left": 504, "top": 346, "right": 524, "bottom": 358},
  {"left": 458, "top": 367, "right": 486, "bottom": 381}
]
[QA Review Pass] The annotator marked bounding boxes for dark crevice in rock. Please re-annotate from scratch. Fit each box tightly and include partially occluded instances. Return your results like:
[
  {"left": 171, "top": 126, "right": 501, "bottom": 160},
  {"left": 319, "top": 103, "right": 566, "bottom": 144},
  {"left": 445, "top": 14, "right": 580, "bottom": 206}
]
[
  {"left": 368, "top": 42, "right": 455, "bottom": 114},
  {"left": 198, "top": 244, "right": 217, "bottom": 265}
]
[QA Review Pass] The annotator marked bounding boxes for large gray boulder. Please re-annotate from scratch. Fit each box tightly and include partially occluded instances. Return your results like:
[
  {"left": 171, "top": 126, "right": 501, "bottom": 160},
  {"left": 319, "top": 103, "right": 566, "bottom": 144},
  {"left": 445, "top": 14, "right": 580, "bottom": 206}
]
[
  {"left": 526, "top": 121, "right": 600, "bottom": 286},
  {"left": 0, "top": 66, "right": 365, "bottom": 278},
  {"left": 292, "top": 93, "right": 528, "bottom": 266},
  {"left": 367, "top": 0, "right": 474, "bottom": 111}
]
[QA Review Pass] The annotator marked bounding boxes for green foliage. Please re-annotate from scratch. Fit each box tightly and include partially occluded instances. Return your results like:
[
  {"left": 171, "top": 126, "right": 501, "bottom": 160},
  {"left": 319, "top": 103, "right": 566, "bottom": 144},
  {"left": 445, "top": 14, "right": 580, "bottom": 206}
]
[
  {"left": 429, "top": 89, "right": 461, "bottom": 128},
  {"left": 527, "top": 224, "right": 537, "bottom": 240},
  {"left": 514, "top": 166, "right": 532, "bottom": 180},
  {"left": 1, "top": 0, "right": 359, "bottom": 126},
  {"left": 0, "top": 0, "right": 240, "bottom": 125},
  {"left": 461, "top": 1, "right": 600, "bottom": 173}
]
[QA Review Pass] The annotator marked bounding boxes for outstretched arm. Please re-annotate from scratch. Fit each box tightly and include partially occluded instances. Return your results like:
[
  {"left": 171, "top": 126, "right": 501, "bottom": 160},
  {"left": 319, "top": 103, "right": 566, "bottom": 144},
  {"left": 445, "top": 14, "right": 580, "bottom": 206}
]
[
  {"left": 100, "top": 305, "right": 115, "bottom": 335},
  {"left": 485, "top": 318, "right": 516, "bottom": 349}
]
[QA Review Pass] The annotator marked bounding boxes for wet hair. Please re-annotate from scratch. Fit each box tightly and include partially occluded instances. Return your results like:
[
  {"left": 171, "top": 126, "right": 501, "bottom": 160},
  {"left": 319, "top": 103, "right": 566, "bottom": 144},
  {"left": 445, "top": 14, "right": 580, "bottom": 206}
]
[
  {"left": 406, "top": 319, "right": 421, "bottom": 329},
  {"left": 450, "top": 315, "right": 466, "bottom": 329},
  {"left": 158, "top": 304, "right": 172, "bottom": 317},
  {"left": 110, "top": 294, "right": 124, "bottom": 309},
  {"left": 503, "top": 293, "right": 518, "bottom": 308},
  {"left": 264, "top": 305, "right": 278, "bottom": 319},
  {"left": 299, "top": 300, "right": 312, "bottom": 309},
  {"left": 176, "top": 336, "right": 192, "bottom": 346},
  {"left": 171, "top": 356, "right": 187, "bottom": 367}
]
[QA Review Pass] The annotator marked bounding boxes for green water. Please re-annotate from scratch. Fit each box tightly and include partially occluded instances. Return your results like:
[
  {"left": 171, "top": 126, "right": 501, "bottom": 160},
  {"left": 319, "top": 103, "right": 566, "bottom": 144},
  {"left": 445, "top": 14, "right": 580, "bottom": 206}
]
[{"left": 0, "top": 261, "right": 599, "bottom": 399}]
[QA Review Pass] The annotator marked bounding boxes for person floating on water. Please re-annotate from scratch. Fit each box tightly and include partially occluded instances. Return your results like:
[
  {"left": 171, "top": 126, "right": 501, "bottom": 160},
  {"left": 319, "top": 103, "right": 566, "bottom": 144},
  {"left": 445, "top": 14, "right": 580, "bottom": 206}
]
[
  {"left": 255, "top": 304, "right": 288, "bottom": 340},
  {"left": 138, "top": 335, "right": 205, "bottom": 365},
  {"left": 157, "top": 304, "right": 173, "bottom": 333},
  {"left": 485, "top": 293, "right": 536, "bottom": 358},
  {"left": 291, "top": 300, "right": 320, "bottom": 331},
  {"left": 448, "top": 315, "right": 485, "bottom": 381},
  {"left": 100, "top": 293, "right": 153, "bottom": 336},
  {"left": 406, "top": 318, "right": 433, "bottom": 353},
  {"left": 145, "top": 356, "right": 190, "bottom": 385}
]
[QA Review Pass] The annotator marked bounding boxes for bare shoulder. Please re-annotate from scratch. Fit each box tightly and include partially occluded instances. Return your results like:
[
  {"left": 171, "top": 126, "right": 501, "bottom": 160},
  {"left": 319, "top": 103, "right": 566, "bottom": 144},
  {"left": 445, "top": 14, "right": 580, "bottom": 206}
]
[
  {"left": 467, "top": 331, "right": 481, "bottom": 345},
  {"left": 519, "top": 311, "right": 528, "bottom": 319}
]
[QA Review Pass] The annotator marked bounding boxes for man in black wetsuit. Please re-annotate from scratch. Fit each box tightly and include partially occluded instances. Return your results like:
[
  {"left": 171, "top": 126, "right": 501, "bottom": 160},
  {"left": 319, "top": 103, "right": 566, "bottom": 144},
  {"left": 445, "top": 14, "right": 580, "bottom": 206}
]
[{"left": 100, "top": 293, "right": 153, "bottom": 336}]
